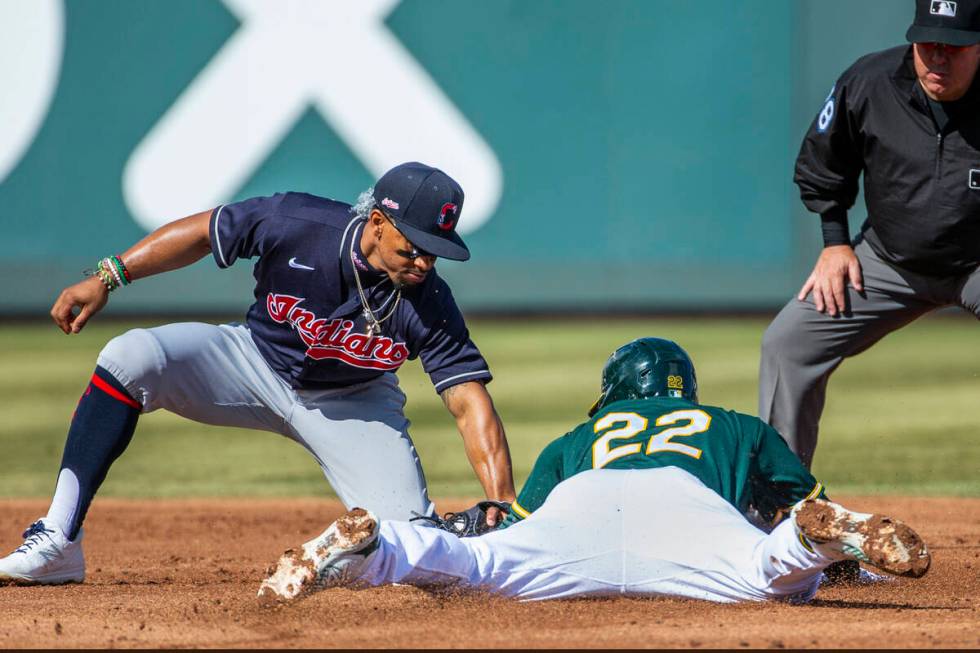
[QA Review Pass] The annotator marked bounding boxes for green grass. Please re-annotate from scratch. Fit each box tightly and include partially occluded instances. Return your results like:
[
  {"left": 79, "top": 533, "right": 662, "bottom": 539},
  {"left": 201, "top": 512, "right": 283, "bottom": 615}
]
[{"left": 0, "top": 315, "right": 977, "bottom": 498}]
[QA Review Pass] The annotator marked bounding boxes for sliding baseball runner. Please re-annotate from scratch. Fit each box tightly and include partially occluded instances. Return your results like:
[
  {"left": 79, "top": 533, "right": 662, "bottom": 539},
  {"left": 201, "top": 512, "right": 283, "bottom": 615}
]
[{"left": 258, "top": 338, "right": 930, "bottom": 604}]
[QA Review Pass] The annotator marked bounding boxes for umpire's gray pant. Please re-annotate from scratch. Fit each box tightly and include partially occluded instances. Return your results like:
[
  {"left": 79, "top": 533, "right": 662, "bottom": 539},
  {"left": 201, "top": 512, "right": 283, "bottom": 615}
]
[
  {"left": 96, "top": 322, "right": 435, "bottom": 520},
  {"left": 759, "top": 238, "right": 980, "bottom": 468}
]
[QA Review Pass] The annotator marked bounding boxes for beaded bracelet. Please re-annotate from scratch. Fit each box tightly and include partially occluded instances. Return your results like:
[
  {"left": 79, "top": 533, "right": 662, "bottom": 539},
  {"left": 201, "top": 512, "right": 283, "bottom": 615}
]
[
  {"left": 115, "top": 256, "right": 132, "bottom": 283},
  {"left": 103, "top": 258, "right": 123, "bottom": 288},
  {"left": 109, "top": 256, "right": 131, "bottom": 284},
  {"left": 85, "top": 255, "right": 132, "bottom": 292},
  {"left": 95, "top": 267, "right": 117, "bottom": 292}
]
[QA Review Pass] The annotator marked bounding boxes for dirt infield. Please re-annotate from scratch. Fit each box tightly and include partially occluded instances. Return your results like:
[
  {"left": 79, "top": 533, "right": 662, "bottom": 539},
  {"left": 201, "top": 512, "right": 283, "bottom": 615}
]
[{"left": 1, "top": 496, "right": 978, "bottom": 649}]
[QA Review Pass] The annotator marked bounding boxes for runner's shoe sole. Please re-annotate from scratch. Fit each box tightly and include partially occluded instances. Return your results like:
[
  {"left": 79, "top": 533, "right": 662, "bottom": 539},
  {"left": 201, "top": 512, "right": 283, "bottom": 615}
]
[
  {"left": 794, "top": 499, "right": 930, "bottom": 578},
  {"left": 257, "top": 508, "right": 378, "bottom": 605}
]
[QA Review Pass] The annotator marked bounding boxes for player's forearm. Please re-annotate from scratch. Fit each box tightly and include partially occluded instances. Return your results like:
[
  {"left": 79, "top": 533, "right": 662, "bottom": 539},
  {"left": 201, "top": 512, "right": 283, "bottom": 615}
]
[
  {"left": 442, "top": 382, "right": 516, "bottom": 501},
  {"left": 461, "top": 415, "right": 515, "bottom": 501},
  {"left": 49, "top": 211, "right": 214, "bottom": 334},
  {"left": 118, "top": 210, "right": 213, "bottom": 280}
]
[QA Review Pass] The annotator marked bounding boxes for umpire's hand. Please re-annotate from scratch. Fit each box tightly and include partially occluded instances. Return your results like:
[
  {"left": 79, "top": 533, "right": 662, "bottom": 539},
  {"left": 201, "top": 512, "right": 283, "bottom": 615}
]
[
  {"left": 51, "top": 276, "right": 109, "bottom": 334},
  {"left": 798, "top": 245, "right": 864, "bottom": 316}
]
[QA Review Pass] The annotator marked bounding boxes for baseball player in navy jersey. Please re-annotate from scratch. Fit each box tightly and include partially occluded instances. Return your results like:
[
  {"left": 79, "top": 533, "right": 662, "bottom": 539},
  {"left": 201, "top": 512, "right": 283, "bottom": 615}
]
[{"left": 0, "top": 162, "right": 515, "bottom": 586}]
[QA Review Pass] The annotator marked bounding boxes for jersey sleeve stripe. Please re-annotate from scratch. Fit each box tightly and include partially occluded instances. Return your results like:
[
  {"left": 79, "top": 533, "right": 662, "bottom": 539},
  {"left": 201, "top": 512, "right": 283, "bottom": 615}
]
[
  {"left": 432, "top": 370, "right": 490, "bottom": 392},
  {"left": 212, "top": 205, "right": 228, "bottom": 268},
  {"left": 510, "top": 500, "right": 531, "bottom": 520},
  {"left": 805, "top": 482, "right": 824, "bottom": 501}
]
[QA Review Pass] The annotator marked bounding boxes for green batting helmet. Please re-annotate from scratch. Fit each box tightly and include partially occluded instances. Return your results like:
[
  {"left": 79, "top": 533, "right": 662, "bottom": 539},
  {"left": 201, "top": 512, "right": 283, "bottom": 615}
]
[{"left": 588, "top": 337, "right": 699, "bottom": 417}]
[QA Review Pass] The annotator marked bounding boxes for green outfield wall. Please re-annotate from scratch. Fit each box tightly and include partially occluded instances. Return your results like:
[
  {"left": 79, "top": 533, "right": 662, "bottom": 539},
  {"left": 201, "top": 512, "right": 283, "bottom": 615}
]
[{"left": 0, "top": 0, "right": 910, "bottom": 312}]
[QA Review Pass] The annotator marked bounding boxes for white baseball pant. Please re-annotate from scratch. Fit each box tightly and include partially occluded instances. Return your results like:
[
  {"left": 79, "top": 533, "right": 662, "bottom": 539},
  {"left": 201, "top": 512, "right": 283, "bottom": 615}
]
[
  {"left": 352, "top": 467, "right": 834, "bottom": 602},
  {"left": 96, "top": 322, "right": 434, "bottom": 520}
]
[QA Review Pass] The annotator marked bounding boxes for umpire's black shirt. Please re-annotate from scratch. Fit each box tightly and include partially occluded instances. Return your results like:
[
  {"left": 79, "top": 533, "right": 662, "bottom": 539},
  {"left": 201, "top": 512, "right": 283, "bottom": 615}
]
[{"left": 795, "top": 45, "right": 980, "bottom": 276}]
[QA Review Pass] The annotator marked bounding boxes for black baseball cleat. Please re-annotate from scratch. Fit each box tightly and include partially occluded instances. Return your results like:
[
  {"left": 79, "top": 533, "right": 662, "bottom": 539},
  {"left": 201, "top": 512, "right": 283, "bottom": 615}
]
[{"left": 820, "top": 559, "right": 862, "bottom": 586}]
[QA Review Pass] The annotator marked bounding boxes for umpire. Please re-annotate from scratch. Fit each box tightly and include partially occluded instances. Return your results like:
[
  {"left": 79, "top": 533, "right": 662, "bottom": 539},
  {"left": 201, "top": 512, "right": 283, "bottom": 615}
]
[{"left": 760, "top": 0, "right": 980, "bottom": 468}]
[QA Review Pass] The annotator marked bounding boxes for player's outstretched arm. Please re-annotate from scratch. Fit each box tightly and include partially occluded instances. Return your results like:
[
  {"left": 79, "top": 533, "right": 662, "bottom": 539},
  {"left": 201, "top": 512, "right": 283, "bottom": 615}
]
[
  {"left": 751, "top": 419, "right": 827, "bottom": 525},
  {"left": 50, "top": 210, "right": 213, "bottom": 334},
  {"left": 440, "top": 381, "right": 516, "bottom": 526}
]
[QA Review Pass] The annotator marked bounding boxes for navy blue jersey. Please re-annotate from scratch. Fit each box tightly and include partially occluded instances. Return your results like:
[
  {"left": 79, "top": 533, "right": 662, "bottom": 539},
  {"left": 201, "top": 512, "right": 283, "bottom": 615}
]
[{"left": 209, "top": 192, "right": 492, "bottom": 391}]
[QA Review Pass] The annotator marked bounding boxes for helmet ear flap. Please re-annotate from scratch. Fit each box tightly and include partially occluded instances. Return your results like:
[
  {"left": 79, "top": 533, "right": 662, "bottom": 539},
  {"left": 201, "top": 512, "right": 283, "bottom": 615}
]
[{"left": 587, "top": 392, "right": 604, "bottom": 417}]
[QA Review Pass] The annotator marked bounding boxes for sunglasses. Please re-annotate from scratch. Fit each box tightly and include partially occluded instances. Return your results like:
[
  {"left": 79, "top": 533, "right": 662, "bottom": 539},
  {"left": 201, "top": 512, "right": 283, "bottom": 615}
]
[
  {"left": 376, "top": 207, "right": 436, "bottom": 260},
  {"left": 918, "top": 41, "right": 973, "bottom": 54}
]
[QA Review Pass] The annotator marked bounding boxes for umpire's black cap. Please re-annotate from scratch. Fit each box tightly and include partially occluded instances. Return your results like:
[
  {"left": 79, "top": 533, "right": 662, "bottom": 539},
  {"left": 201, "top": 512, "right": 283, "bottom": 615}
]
[
  {"left": 372, "top": 162, "right": 469, "bottom": 262},
  {"left": 907, "top": 0, "right": 980, "bottom": 46}
]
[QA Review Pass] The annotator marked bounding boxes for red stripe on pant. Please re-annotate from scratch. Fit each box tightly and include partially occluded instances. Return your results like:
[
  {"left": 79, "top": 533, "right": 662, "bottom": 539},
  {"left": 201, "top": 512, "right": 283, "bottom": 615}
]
[{"left": 90, "top": 374, "right": 141, "bottom": 410}]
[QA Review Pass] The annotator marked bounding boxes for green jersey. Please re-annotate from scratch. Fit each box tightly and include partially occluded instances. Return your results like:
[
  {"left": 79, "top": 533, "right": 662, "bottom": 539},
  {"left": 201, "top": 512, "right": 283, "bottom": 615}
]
[{"left": 507, "top": 397, "right": 824, "bottom": 524}]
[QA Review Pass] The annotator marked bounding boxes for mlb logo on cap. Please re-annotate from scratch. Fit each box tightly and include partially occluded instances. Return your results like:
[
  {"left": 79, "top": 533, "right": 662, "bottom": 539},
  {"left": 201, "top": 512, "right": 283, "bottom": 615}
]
[
  {"left": 931, "top": 1, "right": 957, "bottom": 16},
  {"left": 970, "top": 169, "right": 980, "bottom": 190},
  {"left": 908, "top": 0, "right": 980, "bottom": 45}
]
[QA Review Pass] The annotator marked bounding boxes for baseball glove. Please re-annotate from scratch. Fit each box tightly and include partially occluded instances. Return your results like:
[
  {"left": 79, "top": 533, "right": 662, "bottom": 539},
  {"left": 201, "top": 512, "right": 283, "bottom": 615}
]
[{"left": 410, "top": 501, "right": 511, "bottom": 537}]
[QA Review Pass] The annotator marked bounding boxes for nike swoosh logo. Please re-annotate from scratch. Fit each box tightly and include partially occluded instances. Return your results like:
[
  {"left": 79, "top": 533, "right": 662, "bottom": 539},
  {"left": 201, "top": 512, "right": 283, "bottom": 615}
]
[{"left": 288, "top": 257, "right": 315, "bottom": 271}]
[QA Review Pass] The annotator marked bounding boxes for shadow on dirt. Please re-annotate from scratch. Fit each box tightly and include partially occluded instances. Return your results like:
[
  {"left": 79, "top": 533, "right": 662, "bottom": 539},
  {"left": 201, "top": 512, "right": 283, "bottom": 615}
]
[{"left": 808, "top": 599, "right": 965, "bottom": 611}]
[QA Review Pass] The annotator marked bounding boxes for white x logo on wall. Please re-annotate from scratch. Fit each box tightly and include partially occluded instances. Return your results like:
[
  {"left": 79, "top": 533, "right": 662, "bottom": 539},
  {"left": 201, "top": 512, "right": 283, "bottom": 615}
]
[{"left": 123, "top": 0, "right": 503, "bottom": 235}]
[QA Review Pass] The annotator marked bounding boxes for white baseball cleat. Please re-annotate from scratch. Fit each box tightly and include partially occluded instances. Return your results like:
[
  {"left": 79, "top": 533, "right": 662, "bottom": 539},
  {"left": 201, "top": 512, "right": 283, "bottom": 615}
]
[
  {"left": 793, "top": 499, "right": 930, "bottom": 578},
  {"left": 0, "top": 519, "right": 85, "bottom": 585},
  {"left": 257, "top": 508, "right": 379, "bottom": 605}
]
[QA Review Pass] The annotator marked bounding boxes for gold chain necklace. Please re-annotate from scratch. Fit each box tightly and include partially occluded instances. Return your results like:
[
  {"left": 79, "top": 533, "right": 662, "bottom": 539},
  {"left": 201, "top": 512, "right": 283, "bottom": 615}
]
[{"left": 350, "top": 233, "right": 400, "bottom": 336}]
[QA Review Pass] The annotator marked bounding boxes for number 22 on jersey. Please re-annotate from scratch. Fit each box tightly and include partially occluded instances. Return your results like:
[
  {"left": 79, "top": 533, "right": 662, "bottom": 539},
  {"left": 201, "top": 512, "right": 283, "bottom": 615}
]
[{"left": 591, "top": 410, "right": 712, "bottom": 469}]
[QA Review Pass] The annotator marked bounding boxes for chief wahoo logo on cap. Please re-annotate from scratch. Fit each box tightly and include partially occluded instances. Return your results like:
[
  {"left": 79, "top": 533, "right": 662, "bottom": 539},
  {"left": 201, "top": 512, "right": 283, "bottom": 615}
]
[{"left": 437, "top": 203, "right": 458, "bottom": 231}]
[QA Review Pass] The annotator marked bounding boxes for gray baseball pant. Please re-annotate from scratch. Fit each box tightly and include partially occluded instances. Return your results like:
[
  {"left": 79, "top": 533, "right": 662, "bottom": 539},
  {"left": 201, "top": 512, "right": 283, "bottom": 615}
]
[
  {"left": 759, "top": 237, "right": 980, "bottom": 468},
  {"left": 97, "top": 322, "right": 435, "bottom": 520}
]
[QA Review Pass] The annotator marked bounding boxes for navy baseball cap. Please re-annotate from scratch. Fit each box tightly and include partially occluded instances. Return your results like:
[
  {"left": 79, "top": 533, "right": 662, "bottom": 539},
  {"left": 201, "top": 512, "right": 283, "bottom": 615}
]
[
  {"left": 907, "top": 0, "right": 980, "bottom": 46},
  {"left": 372, "top": 162, "right": 469, "bottom": 261}
]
